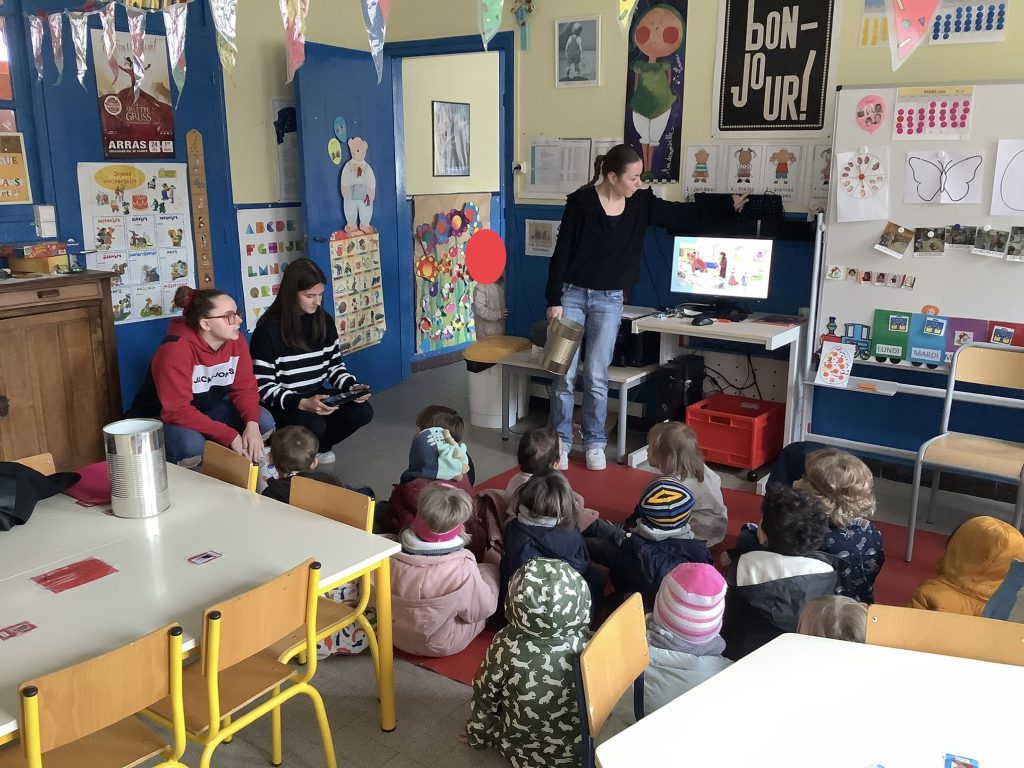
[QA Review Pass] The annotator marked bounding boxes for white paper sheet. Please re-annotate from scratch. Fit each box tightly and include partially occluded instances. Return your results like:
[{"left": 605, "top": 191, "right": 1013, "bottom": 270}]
[
  {"left": 990, "top": 139, "right": 1024, "bottom": 216},
  {"left": 815, "top": 342, "right": 856, "bottom": 388},
  {"left": 904, "top": 150, "right": 984, "bottom": 205},
  {"left": 835, "top": 149, "right": 890, "bottom": 223}
]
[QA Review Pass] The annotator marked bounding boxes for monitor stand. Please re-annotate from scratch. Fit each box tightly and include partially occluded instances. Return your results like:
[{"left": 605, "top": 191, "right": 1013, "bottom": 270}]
[{"left": 680, "top": 301, "right": 749, "bottom": 321}]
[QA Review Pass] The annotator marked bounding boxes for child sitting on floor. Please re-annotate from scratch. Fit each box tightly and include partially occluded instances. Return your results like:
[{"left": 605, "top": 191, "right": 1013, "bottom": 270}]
[
  {"left": 500, "top": 471, "right": 605, "bottom": 609},
  {"left": 910, "top": 515, "right": 1024, "bottom": 616},
  {"left": 721, "top": 485, "right": 838, "bottom": 660},
  {"left": 798, "top": 595, "right": 868, "bottom": 643},
  {"left": 383, "top": 426, "right": 475, "bottom": 535},
  {"left": 416, "top": 404, "right": 476, "bottom": 484},
  {"left": 390, "top": 483, "right": 499, "bottom": 657},
  {"left": 262, "top": 425, "right": 373, "bottom": 503},
  {"left": 611, "top": 477, "right": 713, "bottom": 610},
  {"left": 466, "top": 558, "right": 591, "bottom": 768},
  {"left": 643, "top": 421, "right": 728, "bottom": 546},
  {"left": 612, "top": 563, "right": 732, "bottom": 724}
]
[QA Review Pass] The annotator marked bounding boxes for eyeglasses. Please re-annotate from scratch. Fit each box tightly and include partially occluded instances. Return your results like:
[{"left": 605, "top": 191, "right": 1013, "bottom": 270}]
[{"left": 205, "top": 310, "right": 243, "bottom": 324}]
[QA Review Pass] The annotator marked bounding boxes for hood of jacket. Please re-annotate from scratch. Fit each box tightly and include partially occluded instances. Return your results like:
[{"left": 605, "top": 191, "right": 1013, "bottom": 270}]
[
  {"left": 938, "top": 515, "right": 1024, "bottom": 597},
  {"left": 504, "top": 557, "right": 590, "bottom": 638}
]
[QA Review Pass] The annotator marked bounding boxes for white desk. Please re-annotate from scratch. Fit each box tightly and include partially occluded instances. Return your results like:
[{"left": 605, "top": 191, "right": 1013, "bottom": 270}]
[
  {"left": 630, "top": 312, "right": 806, "bottom": 467},
  {"left": 0, "top": 464, "right": 400, "bottom": 743},
  {"left": 596, "top": 633, "right": 1023, "bottom": 768},
  {"left": 498, "top": 349, "right": 659, "bottom": 464}
]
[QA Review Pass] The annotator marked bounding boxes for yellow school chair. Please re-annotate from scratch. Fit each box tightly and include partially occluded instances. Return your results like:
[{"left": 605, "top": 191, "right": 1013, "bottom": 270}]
[
  {"left": 13, "top": 453, "right": 55, "bottom": 476},
  {"left": 146, "top": 559, "right": 335, "bottom": 768},
  {"left": 270, "top": 476, "right": 380, "bottom": 688},
  {"left": 906, "top": 342, "right": 1024, "bottom": 561},
  {"left": 201, "top": 440, "right": 258, "bottom": 492},
  {"left": 0, "top": 624, "right": 186, "bottom": 768},
  {"left": 575, "top": 593, "right": 649, "bottom": 768},
  {"left": 866, "top": 604, "right": 1024, "bottom": 666}
]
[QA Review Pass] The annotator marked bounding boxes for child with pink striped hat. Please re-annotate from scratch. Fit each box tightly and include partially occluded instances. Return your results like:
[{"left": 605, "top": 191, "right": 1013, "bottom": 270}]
[{"left": 615, "top": 562, "right": 732, "bottom": 721}]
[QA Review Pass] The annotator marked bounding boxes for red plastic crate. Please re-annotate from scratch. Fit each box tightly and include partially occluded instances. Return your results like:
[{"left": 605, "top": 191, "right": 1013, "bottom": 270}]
[{"left": 685, "top": 393, "right": 785, "bottom": 471}]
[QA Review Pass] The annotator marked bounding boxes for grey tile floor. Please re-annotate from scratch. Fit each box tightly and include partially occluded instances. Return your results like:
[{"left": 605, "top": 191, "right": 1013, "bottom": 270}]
[{"left": 146, "top": 362, "right": 1013, "bottom": 767}]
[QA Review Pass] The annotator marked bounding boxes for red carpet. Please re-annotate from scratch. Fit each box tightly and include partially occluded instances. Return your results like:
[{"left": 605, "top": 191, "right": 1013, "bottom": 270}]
[{"left": 395, "top": 460, "right": 948, "bottom": 686}]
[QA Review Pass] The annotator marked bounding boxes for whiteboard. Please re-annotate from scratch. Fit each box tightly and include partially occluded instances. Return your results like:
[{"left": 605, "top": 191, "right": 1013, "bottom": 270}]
[{"left": 817, "top": 83, "right": 1024, "bottom": 370}]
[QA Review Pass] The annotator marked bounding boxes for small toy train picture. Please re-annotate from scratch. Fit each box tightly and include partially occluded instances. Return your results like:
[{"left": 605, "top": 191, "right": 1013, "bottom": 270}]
[{"left": 819, "top": 311, "right": 1024, "bottom": 368}]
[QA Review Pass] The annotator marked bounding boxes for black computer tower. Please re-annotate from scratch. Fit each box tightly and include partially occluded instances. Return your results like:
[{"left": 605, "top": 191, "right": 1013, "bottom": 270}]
[
  {"left": 650, "top": 354, "right": 705, "bottom": 422},
  {"left": 611, "top": 319, "right": 660, "bottom": 367}
]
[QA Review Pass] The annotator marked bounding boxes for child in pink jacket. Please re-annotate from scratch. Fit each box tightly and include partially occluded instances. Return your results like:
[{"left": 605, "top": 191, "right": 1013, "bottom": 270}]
[{"left": 391, "top": 483, "right": 500, "bottom": 657}]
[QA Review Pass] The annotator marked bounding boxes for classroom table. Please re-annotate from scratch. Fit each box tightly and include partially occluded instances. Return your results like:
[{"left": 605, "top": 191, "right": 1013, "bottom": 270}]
[
  {"left": 629, "top": 312, "right": 806, "bottom": 467},
  {"left": 0, "top": 464, "right": 400, "bottom": 744},
  {"left": 498, "top": 348, "right": 660, "bottom": 463},
  {"left": 596, "top": 633, "right": 1023, "bottom": 768}
]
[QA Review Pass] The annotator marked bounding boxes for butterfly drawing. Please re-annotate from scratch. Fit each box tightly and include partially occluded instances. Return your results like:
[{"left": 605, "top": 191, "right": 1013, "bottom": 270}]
[{"left": 907, "top": 154, "right": 983, "bottom": 203}]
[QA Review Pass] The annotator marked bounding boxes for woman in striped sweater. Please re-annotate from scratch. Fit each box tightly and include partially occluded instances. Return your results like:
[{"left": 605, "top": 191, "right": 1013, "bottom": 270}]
[{"left": 250, "top": 258, "right": 372, "bottom": 463}]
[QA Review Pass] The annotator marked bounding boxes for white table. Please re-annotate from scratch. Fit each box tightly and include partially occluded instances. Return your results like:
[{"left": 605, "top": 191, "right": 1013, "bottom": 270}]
[
  {"left": 0, "top": 464, "right": 400, "bottom": 743},
  {"left": 629, "top": 312, "right": 806, "bottom": 467},
  {"left": 596, "top": 633, "right": 1023, "bottom": 768},
  {"left": 498, "top": 348, "right": 659, "bottom": 463}
]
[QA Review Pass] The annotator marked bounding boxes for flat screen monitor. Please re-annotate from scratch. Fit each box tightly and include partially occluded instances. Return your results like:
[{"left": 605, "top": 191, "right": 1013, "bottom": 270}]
[{"left": 670, "top": 236, "right": 773, "bottom": 301}]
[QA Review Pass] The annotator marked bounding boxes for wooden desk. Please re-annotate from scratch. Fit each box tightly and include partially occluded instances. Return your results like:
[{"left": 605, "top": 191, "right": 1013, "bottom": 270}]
[
  {"left": 0, "top": 464, "right": 400, "bottom": 743},
  {"left": 498, "top": 349, "right": 659, "bottom": 464},
  {"left": 630, "top": 312, "right": 806, "bottom": 466},
  {"left": 596, "top": 633, "right": 1023, "bottom": 767}
]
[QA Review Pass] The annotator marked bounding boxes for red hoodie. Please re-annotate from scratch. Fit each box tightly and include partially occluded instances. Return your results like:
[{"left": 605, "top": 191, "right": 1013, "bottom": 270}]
[{"left": 127, "top": 318, "right": 261, "bottom": 446}]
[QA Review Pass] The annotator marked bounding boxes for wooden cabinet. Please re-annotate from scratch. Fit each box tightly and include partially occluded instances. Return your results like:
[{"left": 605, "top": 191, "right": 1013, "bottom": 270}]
[{"left": 0, "top": 272, "right": 121, "bottom": 470}]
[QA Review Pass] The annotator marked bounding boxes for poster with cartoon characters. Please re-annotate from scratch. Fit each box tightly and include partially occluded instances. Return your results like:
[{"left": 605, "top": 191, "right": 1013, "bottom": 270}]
[
  {"left": 78, "top": 162, "right": 195, "bottom": 325},
  {"left": 330, "top": 231, "right": 385, "bottom": 354},
  {"left": 237, "top": 207, "right": 305, "bottom": 332},
  {"left": 412, "top": 193, "right": 491, "bottom": 353}
]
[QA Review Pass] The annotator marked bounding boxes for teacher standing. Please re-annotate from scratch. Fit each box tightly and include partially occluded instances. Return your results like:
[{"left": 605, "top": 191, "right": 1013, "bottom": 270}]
[
  {"left": 250, "top": 258, "right": 372, "bottom": 464},
  {"left": 545, "top": 144, "right": 747, "bottom": 471}
]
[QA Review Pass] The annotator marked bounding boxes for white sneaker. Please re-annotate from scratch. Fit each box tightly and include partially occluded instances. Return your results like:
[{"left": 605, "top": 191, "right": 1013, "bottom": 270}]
[
  {"left": 555, "top": 450, "right": 569, "bottom": 471},
  {"left": 317, "top": 450, "right": 336, "bottom": 464},
  {"left": 585, "top": 448, "right": 606, "bottom": 471}
]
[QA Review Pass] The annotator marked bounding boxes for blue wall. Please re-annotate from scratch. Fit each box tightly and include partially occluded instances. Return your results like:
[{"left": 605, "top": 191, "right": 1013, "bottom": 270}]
[{"left": 13, "top": 2, "right": 237, "bottom": 407}]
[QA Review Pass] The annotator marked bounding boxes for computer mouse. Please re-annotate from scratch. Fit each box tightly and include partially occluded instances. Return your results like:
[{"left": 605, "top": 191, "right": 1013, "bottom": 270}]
[{"left": 692, "top": 316, "right": 714, "bottom": 326}]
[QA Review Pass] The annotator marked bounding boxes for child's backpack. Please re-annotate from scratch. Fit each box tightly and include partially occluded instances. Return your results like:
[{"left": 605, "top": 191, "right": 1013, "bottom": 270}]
[{"left": 474, "top": 488, "right": 509, "bottom": 561}]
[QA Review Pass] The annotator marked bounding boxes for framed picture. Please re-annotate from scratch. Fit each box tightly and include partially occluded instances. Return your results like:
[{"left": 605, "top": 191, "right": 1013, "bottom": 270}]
[
  {"left": 432, "top": 100, "right": 471, "bottom": 177},
  {"left": 555, "top": 16, "right": 600, "bottom": 88}
]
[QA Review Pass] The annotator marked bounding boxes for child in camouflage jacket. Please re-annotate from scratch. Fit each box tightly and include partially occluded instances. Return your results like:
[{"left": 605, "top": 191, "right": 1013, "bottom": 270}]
[{"left": 466, "top": 558, "right": 591, "bottom": 767}]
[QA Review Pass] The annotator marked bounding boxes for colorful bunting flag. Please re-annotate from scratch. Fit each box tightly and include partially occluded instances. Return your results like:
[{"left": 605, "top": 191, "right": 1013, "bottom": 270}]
[
  {"left": 280, "top": 0, "right": 311, "bottom": 83},
  {"left": 125, "top": 6, "right": 147, "bottom": 102},
  {"left": 886, "top": 0, "right": 940, "bottom": 70},
  {"left": 29, "top": 14, "right": 45, "bottom": 81},
  {"left": 209, "top": 0, "right": 239, "bottom": 73},
  {"left": 99, "top": 1, "right": 118, "bottom": 79},
  {"left": 477, "top": 0, "right": 504, "bottom": 50},
  {"left": 163, "top": 2, "right": 188, "bottom": 105},
  {"left": 362, "top": 0, "right": 390, "bottom": 84},
  {"left": 68, "top": 11, "right": 90, "bottom": 88},
  {"left": 618, "top": 0, "right": 639, "bottom": 30}
]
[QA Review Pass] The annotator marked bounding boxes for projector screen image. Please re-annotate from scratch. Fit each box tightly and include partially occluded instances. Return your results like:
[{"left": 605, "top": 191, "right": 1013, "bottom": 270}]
[{"left": 670, "top": 236, "right": 773, "bottom": 300}]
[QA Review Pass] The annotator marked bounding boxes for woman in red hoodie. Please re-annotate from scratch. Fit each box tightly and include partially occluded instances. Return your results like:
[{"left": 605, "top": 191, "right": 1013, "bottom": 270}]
[{"left": 126, "top": 286, "right": 274, "bottom": 465}]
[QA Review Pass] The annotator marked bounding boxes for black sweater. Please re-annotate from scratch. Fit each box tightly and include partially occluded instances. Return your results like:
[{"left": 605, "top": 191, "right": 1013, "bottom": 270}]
[{"left": 545, "top": 186, "right": 696, "bottom": 307}]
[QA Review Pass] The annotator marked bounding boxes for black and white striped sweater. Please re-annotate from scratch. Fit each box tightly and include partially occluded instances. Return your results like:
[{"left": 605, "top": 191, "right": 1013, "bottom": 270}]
[{"left": 250, "top": 313, "right": 356, "bottom": 410}]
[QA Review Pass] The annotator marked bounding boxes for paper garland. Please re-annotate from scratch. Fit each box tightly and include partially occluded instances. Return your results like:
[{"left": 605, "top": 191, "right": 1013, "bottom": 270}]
[
  {"left": 362, "top": 0, "right": 390, "bottom": 84},
  {"left": 163, "top": 3, "right": 188, "bottom": 106},
  {"left": 210, "top": 0, "right": 239, "bottom": 73},
  {"left": 477, "top": 0, "right": 504, "bottom": 50},
  {"left": 68, "top": 12, "right": 90, "bottom": 88},
  {"left": 47, "top": 13, "right": 64, "bottom": 86},
  {"left": 28, "top": 15, "right": 45, "bottom": 82},
  {"left": 125, "top": 7, "right": 147, "bottom": 102},
  {"left": 280, "top": 0, "right": 311, "bottom": 84},
  {"left": 99, "top": 2, "right": 117, "bottom": 79}
]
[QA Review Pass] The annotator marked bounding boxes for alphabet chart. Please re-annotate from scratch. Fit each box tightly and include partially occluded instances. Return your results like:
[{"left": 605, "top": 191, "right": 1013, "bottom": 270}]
[{"left": 892, "top": 86, "right": 974, "bottom": 140}]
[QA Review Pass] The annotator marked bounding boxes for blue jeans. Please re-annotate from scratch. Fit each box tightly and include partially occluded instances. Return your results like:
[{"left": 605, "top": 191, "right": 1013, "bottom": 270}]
[
  {"left": 163, "top": 399, "right": 275, "bottom": 464},
  {"left": 549, "top": 284, "right": 623, "bottom": 450}
]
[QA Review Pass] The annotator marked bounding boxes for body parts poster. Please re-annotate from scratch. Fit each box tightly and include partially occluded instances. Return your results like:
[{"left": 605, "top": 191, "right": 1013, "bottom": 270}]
[
  {"left": 412, "top": 193, "right": 490, "bottom": 353},
  {"left": 762, "top": 144, "right": 810, "bottom": 203},
  {"left": 91, "top": 31, "right": 174, "bottom": 160},
  {"left": 330, "top": 232, "right": 385, "bottom": 354},
  {"left": 237, "top": 207, "right": 304, "bottom": 332},
  {"left": 807, "top": 143, "right": 832, "bottom": 209},
  {"left": 715, "top": 0, "right": 836, "bottom": 133},
  {"left": 623, "top": 0, "right": 687, "bottom": 183},
  {"left": 720, "top": 144, "right": 765, "bottom": 194},
  {"left": 78, "top": 162, "right": 194, "bottom": 325},
  {"left": 683, "top": 144, "right": 720, "bottom": 199}
]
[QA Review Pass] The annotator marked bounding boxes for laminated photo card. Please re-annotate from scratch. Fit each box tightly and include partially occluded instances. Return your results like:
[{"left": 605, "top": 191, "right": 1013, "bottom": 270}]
[
  {"left": 1006, "top": 226, "right": 1024, "bottom": 262},
  {"left": 913, "top": 227, "right": 946, "bottom": 257},
  {"left": 944, "top": 224, "right": 977, "bottom": 252},
  {"left": 972, "top": 226, "right": 1010, "bottom": 258},
  {"left": 873, "top": 220, "right": 913, "bottom": 258}
]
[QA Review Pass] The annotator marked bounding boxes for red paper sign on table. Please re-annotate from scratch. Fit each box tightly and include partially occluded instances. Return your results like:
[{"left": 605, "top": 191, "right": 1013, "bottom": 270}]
[{"left": 31, "top": 558, "right": 118, "bottom": 595}]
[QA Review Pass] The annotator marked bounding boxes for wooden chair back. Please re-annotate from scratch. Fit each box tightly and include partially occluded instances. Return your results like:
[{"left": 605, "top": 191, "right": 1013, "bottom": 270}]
[
  {"left": 203, "top": 559, "right": 318, "bottom": 673},
  {"left": 202, "top": 440, "right": 257, "bottom": 491},
  {"left": 15, "top": 452, "right": 55, "bottom": 475},
  {"left": 20, "top": 623, "right": 181, "bottom": 752},
  {"left": 289, "top": 475, "right": 374, "bottom": 532},
  {"left": 953, "top": 343, "right": 1024, "bottom": 390},
  {"left": 866, "top": 604, "right": 1024, "bottom": 666},
  {"left": 579, "top": 592, "right": 649, "bottom": 737}
]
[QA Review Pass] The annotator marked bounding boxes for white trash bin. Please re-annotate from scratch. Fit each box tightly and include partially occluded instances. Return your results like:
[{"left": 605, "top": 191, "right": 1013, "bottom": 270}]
[{"left": 468, "top": 363, "right": 529, "bottom": 429}]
